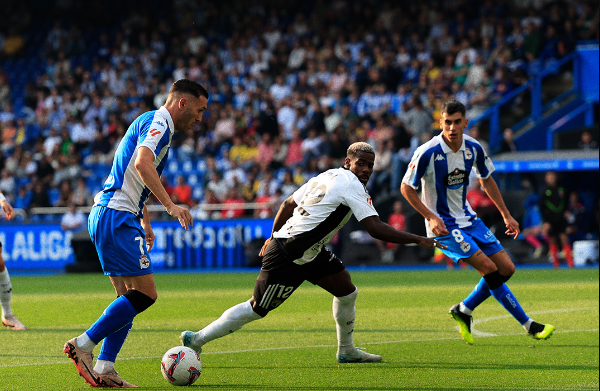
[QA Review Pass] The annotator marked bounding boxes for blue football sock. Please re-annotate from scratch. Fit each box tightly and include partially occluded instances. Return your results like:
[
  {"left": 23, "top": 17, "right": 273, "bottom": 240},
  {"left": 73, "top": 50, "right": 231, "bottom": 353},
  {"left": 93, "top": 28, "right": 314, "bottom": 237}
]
[
  {"left": 86, "top": 296, "right": 138, "bottom": 344},
  {"left": 97, "top": 320, "right": 133, "bottom": 362},
  {"left": 489, "top": 283, "right": 529, "bottom": 325},
  {"left": 463, "top": 277, "right": 492, "bottom": 311}
]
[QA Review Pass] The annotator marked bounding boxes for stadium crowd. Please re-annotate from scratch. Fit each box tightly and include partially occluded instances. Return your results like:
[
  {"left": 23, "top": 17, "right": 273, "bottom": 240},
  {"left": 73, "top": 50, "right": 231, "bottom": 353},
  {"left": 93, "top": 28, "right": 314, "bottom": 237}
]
[{"left": 0, "top": 0, "right": 597, "bottom": 235}]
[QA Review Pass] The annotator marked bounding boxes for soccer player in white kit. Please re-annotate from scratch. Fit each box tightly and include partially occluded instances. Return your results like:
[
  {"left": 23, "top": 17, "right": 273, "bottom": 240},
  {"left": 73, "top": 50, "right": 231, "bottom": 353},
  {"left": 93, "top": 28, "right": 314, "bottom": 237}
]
[
  {"left": 181, "top": 142, "right": 443, "bottom": 363},
  {"left": 0, "top": 191, "right": 26, "bottom": 330},
  {"left": 64, "top": 80, "right": 208, "bottom": 388},
  {"left": 401, "top": 99, "right": 555, "bottom": 344}
]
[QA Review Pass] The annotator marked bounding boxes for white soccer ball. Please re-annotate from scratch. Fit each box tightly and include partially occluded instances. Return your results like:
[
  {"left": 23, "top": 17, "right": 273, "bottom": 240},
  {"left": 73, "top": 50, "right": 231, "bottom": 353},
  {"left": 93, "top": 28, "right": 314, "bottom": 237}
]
[{"left": 161, "top": 346, "right": 202, "bottom": 386}]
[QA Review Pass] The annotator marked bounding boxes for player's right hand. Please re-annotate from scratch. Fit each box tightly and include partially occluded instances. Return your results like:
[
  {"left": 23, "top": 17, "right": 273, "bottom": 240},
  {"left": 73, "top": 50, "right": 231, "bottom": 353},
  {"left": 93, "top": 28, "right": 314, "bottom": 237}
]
[
  {"left": 1, "top": 200, "right": 15, "bottom": 220},
  {"left": 429, "top": 216, "right": 448, "bottom": 236},
  {"left": 167, "top": 204, "right": 193, "bottom": 230},
  {"left": 258, "top": 237, "right": 272, "bottom": 257}
]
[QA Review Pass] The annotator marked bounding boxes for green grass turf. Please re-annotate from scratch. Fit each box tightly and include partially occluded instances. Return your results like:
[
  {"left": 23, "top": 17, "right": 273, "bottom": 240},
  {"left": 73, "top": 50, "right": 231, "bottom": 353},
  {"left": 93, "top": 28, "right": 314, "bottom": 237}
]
[{"left": 0, "top": 268, "right": 597, "bottom": 390}]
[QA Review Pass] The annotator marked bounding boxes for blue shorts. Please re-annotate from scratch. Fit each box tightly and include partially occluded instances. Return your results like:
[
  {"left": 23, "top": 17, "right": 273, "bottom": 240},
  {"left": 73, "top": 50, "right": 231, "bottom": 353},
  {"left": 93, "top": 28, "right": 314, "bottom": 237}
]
[
  {"left": 436, "top": 219, "right": 503, "bottom": 263},
  {"left": 88, "top": 205, "right": 153, "bottom": 276}
]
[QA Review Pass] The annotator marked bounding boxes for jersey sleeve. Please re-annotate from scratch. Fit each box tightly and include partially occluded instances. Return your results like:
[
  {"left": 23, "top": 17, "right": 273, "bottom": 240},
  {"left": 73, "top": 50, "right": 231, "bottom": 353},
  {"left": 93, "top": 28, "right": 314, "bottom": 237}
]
[
  {"left": 138, "top": 116, "right": 170, "bottom": 158},
  {"left": 402, "top": 147, "right": 430, "bottom": 189},
  {"left": 471, "top": 142, "right": 495, "bottom": 179},
  {"left": 342, "top": 180, "right": 378, "bottom": 222}
]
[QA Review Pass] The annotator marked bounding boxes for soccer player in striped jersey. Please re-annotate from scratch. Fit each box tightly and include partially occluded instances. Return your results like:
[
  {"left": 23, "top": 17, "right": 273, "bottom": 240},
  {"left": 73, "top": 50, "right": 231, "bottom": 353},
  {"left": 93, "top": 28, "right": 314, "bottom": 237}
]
[
  {"left": 0, "top": 191, "right": 26, "bottom": 331},
  {"left": 181, "top": 142, "right": 443, "bottom": 363},
  {"left": 401, "top": 99, "right": 555, "bottom": 344},
  {"left": 64, "top": 79, "right": 208, "bottom": 388}
]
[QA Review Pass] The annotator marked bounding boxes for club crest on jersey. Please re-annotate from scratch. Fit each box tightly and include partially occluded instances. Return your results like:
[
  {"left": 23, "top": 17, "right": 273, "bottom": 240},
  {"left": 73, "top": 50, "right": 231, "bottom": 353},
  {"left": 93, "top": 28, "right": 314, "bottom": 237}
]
[
  {"left": 460, "top": 241, "right": 471, "bottom": 253},
  {"left": 139, "top": 255, "right": 150, "bottom": 269},
  {"left": 444, "top": 169, "right": 467, "bottom": 189},
  {"left": 464, "top": 148, "right": 473, "bottom": 160}
]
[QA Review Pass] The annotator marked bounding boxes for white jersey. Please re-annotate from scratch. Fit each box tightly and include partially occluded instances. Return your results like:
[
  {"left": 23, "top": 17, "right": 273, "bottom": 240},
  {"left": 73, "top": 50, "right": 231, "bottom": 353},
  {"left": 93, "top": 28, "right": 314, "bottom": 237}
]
[
  {"left": 402, "top": 133, "right": 494, "bottom": 237},
  {"left": 94, "top": 106, "right": 175, "bottom": 217},
  {"left": 273, "top": 167, "right": 378, "bottom": 264}
]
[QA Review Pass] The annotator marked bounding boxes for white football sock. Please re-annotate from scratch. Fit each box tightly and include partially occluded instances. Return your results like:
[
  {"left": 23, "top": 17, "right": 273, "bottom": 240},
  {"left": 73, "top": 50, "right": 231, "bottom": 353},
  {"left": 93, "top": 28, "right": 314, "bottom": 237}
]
[
  {"left": 459, "top": 302, "right": 473, "bottom": 316},
  {"left": 522, "top": 318, "right": 533, "bottom": 331},
  {"left": 196, "top": 300, "right": 262, "bottom": 346},
  {"left": 94, "top": 359, "right": 115, "bottom": 375},
  {"left": 77, "top": 332, "right": 97, "bottom": 352},
  {"left": 333, "top": 288, "right": 358, "bottom": 354},
  {"left": 0, "top": 269, "right": 13, "bottom": 317}
]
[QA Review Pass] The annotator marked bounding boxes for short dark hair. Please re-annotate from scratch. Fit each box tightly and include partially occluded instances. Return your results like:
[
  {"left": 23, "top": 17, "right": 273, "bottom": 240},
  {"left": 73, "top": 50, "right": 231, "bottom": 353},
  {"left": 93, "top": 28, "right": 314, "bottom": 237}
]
[
  {"left": 170, "top": 79, "right": 209, "bottom": 100},
  {"left": 441, "top": 99, "right": 466, "bottom": 117}
]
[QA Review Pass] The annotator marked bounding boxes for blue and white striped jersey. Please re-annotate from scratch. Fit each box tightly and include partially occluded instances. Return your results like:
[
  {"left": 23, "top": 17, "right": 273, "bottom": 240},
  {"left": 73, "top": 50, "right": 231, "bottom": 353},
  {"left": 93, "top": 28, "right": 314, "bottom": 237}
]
[
  {"left": 402, "top": 133, "right": 495, "bottom": 237},
  {"left": 94, "top": 106, "right": 175, "bottom": 217}
]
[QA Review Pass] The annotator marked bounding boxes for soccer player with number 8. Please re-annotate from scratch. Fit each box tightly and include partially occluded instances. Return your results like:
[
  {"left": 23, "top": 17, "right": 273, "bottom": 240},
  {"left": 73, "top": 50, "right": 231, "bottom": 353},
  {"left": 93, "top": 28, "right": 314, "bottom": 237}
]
[{"left": 401, "top": 99, "right": 555, "bottom": 345}]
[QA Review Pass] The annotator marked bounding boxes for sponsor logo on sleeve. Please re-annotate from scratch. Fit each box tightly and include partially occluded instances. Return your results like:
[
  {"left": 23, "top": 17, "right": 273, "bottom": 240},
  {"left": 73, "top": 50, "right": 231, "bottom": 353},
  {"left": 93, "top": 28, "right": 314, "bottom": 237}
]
[{"left": 149, "top": 128, "right": 161, "bottom": 137}]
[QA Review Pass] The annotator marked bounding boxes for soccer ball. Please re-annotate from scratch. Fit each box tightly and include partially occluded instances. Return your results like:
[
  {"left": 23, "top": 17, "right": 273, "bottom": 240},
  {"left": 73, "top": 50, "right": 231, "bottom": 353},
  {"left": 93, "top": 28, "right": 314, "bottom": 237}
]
[{"left": 161, "top": 346, "right": 202, "bottom": 386}]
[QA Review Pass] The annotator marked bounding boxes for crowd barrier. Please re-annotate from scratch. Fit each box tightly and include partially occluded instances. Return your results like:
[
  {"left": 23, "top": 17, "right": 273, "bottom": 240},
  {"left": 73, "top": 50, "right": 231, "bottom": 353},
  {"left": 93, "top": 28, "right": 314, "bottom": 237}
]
[{"left": 0, "top": 218, "right": 273, "bottom": 271}]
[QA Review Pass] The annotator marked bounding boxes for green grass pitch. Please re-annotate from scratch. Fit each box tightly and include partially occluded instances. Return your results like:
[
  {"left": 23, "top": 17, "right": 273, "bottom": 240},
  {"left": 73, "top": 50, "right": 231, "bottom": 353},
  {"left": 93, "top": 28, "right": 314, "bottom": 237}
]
[{"left": 0, "top": 268, "right": 597, "bottom": 390}]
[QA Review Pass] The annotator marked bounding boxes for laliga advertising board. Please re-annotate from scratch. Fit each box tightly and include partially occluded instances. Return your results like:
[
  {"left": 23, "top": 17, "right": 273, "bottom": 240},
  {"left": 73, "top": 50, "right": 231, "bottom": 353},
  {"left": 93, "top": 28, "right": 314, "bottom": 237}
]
[{"left": 0, "top": 218, "right": 273, "bottom": 271}]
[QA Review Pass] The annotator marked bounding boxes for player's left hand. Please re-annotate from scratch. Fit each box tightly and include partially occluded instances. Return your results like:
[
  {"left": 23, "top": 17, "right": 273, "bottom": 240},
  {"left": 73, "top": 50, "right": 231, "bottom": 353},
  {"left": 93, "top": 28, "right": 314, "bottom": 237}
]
[
  {"left": 504, "top": 215, "right": 520, "bottom": 239},
  {"left": 145, "top": 229, "right": 155, "bottom": 252}
]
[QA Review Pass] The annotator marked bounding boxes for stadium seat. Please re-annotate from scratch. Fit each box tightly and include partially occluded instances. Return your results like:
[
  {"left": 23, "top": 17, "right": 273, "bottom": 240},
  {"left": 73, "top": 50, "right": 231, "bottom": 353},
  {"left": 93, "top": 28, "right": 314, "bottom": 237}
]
[
  {"left": 180, "top": 159, "right": 193, "bottom": 173},
  {"left": 166, "top": 160, "right": 179, "bottom": 174},
  {"left": 192, "top": 186, "right": 204, "bottom": 201}
]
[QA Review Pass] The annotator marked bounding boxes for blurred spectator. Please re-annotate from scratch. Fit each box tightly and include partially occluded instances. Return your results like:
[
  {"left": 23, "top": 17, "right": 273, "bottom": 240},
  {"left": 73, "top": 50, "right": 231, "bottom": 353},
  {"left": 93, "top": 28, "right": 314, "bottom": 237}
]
[
  {"left": 467, "top": 180, "right": 500, "bottom": 228},
  {"left": 29, "top": 181, "right": 51, "bottom": 209},
  {"left": 171, "top": 175, "right": 193, "bottom": 207},
  {"left": 578, "top": 130, "right": 598, "bottom": 150},
  {"left": 404, "top": 98, "right": 433, "bottom": 141},
  {"left": 540, "top": 171, "right": 573, "bottom": 268},
  {"left": 499, "top": 127, "right": 517, "bottom": 153},
  {"left": 375, "top": 200, "right": 406, "bottom": 263},
  {"left": 73, "top": 177, "right": 93, "bottom": 207},
  {"left": 55, "top": 180, "right": 73, "bottom": 207},
  {"left": 0, "top": 169, "right": 15, "bottom": 200},
  {"left": 468, "top": 126, "right": 490, "bottom": 155},
  {"left": 60, "top": 203, "right": 86, "bottom": 234},
  {"left": 13, "top": 185, "right": 32, "bottom": 210},
  {"left": 521, "top": 189, "right": 546, "bottom": 260},
  {"left": 222, "top": 187, "right": 246, "bottom": 219},
  {"left": 565, "top": 191, "right": 586, "bottom": 242}
]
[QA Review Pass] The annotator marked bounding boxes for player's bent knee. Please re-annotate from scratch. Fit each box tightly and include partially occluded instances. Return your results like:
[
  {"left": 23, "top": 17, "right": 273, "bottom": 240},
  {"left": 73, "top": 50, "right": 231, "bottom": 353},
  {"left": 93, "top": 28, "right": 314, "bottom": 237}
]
[
  {"left": 250, "top": 298, "right": 269, "bottom": 317},
  {"left": 123, "top": 289, "right": 156, "bottom": 313},
  {"left": 335, "top": 287, "right": 358, "bottom": 304},
  {"left": 483, "top": 270, "right": 504, "bottom": 290}
]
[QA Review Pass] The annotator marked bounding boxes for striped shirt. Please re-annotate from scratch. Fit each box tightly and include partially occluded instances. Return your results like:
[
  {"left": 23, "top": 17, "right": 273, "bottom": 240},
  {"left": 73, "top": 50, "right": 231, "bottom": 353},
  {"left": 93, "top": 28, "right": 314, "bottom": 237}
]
[
  {"left": 402, "top": 133, "right": 494, "bottom": 237},
  {"left": 94, "top": 106, "right": 175, "bottom": 217}
]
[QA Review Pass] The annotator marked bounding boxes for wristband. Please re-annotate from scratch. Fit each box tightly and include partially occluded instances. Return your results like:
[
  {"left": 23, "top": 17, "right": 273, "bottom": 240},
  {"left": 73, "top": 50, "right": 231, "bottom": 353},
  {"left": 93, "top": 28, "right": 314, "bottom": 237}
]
[{"left": 0, "top": 193, "right": 6, "bottom": 202}]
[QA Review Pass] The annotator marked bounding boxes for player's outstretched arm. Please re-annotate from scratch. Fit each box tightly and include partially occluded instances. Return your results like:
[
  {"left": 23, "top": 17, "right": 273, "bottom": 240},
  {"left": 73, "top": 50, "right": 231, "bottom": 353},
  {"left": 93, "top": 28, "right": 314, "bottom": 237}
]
[
  {"left": 479, "top": 176, "right": 520, "bottom": 239},
  {"left": 135, "top": 146, "right": 192, "bottom": 230},
  {"left": 359, "top": 215, "right": 445, "bottom": 249},
  {"left": 259, "top": 196, "right": 297, "bottom": 256}
]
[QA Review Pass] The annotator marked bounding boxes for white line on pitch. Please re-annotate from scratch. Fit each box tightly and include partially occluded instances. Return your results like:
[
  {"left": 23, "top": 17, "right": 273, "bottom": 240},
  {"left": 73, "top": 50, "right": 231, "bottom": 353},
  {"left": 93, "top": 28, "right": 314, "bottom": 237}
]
[{"left": 0, "top": 328, "right": 597, "bottom": 369}]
